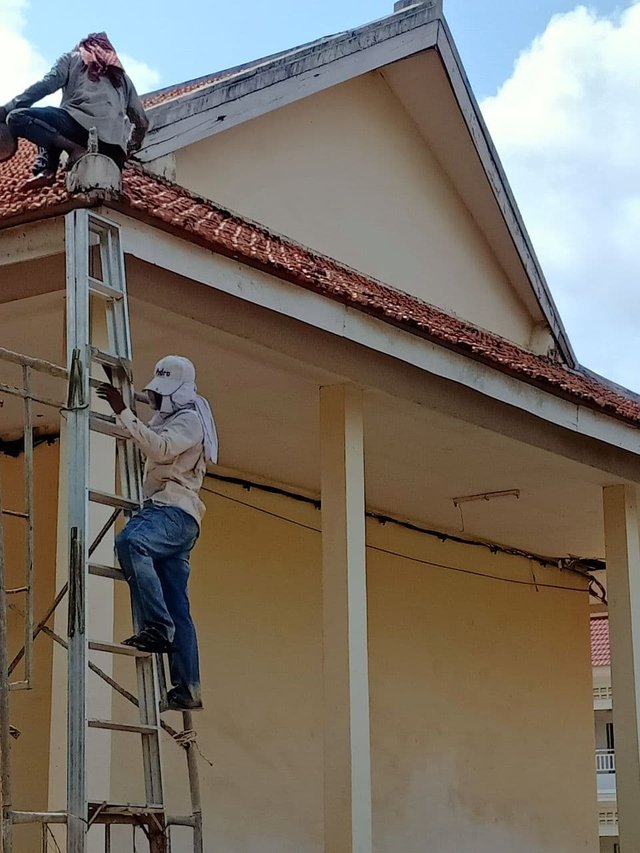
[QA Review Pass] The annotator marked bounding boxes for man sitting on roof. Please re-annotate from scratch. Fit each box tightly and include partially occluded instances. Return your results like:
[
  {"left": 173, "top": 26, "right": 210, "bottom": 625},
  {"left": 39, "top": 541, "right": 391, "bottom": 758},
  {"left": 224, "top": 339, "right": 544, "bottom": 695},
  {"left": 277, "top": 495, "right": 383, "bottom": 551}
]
[{"left": 0, "top": 33, "right": 149, "bottom": 189}]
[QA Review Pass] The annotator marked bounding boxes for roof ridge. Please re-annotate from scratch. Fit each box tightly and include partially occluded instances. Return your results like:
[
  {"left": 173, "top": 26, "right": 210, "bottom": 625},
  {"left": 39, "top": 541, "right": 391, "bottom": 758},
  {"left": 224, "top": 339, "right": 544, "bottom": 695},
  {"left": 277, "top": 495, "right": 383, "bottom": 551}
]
[
  {"left": 141, "top": 3, "right": 440, "bottom": 112},
  {"left": 140, "top": 2, "right": 436, "bottom": 110},
  {"left": 142, "top": 30, "right": 349, "bottom": 109}
]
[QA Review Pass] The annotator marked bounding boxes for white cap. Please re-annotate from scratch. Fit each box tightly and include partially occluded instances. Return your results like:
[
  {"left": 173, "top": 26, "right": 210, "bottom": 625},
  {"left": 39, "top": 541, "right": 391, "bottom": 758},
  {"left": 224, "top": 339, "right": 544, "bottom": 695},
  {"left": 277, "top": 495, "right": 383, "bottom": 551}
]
[{"left": 144, "top": 355, "right": 195, "bottom": 396}]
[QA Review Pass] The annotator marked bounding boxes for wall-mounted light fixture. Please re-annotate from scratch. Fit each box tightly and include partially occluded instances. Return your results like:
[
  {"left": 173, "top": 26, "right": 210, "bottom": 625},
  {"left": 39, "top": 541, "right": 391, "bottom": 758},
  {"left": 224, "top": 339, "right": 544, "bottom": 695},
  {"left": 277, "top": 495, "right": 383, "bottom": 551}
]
[
  {"left": 452, "top": 489, "right": 520, "bottom": 508},
  {"left": 451, "top": 489, "right": 520, "bottom": 532}
]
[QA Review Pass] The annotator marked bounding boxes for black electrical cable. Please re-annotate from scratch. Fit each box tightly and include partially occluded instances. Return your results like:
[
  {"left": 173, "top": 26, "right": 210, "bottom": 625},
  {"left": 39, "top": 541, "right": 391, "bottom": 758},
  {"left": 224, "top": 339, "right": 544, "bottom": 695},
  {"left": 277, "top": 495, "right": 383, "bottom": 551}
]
[
  {"left": 201, "top": 481, "right": 601, "bottom": 598},
  {"left": 206, "top": 472, "right": 606, "bottom": 574}
]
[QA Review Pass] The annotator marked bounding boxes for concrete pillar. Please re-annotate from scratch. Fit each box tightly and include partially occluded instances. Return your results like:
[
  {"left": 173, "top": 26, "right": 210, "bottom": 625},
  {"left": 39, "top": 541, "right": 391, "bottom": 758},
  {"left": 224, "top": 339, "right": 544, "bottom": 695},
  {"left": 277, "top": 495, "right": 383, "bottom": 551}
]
[
  {"left": 603, "top": 484, "right": 640, "bottom": 849},
  {"left": 319, "top": 385, "right": 372, "bottom": 853}
]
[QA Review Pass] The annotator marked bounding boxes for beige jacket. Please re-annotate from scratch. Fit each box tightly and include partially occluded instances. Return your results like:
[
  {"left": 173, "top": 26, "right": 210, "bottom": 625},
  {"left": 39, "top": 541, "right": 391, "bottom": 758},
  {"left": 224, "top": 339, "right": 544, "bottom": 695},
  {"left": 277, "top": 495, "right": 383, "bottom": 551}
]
[{"left": 118, "top": 407, "right": 206, "bottom": 525}]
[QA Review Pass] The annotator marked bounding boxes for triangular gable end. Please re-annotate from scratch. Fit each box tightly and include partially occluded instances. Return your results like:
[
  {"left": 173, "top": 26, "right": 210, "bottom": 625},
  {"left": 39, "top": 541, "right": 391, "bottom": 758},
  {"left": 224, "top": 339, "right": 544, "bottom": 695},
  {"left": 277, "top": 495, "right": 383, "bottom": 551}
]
[{"left": 140, "top": 1, "right": 575, "bottom": 365}]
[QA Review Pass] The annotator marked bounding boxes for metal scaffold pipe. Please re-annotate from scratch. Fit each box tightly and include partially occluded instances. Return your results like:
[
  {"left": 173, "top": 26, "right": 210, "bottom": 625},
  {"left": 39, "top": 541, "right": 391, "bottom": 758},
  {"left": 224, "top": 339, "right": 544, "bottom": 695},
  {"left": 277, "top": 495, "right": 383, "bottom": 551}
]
[{"left": 0, "top": 478, "right": 13, "bottom": 853}]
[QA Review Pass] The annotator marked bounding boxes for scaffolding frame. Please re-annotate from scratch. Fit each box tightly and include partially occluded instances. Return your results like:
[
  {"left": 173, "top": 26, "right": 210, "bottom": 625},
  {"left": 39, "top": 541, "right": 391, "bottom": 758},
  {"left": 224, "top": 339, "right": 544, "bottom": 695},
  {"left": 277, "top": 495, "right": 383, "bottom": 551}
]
[
  {"left": 0, "top": 346, "right": 67, "bottom": 853},
  {"left": 0, "top": 347, "right": 66, "bottom": 691},
  {"left": 0, "top": 210, "right": 204, "bottom": 853}
]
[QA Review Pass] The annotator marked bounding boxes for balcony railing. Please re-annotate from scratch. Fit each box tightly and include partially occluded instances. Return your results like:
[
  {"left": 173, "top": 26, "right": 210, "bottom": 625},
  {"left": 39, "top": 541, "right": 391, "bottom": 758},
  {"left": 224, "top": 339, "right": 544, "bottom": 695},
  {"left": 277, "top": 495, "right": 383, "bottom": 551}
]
[
  {"left": 596, "top": 749, "right": 617, "bottom": 801},
  {"left": 596, "top": 749, "right": 616, "bottom": 774}
]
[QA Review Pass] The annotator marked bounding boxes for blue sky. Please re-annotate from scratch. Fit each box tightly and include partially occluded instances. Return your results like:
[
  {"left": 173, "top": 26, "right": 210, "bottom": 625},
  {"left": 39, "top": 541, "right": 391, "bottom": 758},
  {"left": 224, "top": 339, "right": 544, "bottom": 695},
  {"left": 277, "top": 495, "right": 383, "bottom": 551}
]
[{"left": 22, "top": 0, "right": 626, "bottom": 98}]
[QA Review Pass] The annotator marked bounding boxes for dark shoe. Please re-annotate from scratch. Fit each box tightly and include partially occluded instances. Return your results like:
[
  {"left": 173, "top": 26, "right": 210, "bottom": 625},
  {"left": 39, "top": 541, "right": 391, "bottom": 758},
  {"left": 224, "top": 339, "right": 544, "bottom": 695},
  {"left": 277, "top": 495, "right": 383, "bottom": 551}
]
[
  {"left": 121, "top": 629, "right": 172, "bottom": 654},
  {"left": 166, "top": 687, "right": 203, "bottom": 712}
]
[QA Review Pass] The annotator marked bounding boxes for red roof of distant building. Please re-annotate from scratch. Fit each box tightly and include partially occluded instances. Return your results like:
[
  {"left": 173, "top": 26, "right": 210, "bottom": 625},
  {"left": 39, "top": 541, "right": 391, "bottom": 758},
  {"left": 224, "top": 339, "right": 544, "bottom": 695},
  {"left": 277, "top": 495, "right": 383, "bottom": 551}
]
[
  {"left": 143, "top": 73, "right": 231, "bottom": 108},
  {"left": 591, "top": 616, "right": 610, "bottom": 667},
  {"left": 140, "top": 41, "right": 327, "bottom": 109},
  {"left": 3, "top": 141, "right": 640, "bottom": 430}
]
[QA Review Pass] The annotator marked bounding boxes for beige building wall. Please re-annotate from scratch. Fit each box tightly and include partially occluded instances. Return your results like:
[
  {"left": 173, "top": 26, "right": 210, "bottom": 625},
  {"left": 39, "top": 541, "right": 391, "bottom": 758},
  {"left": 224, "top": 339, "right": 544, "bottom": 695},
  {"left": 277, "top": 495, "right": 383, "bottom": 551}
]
[
  {"left": 2, "top": 444, "right": 59, "bottom": 852},
  {"left": 175, "top": 73, "right": 537, "bottom": 348},
  {"left": 106, "top": 478, "right": 597, "bottom": 853}
]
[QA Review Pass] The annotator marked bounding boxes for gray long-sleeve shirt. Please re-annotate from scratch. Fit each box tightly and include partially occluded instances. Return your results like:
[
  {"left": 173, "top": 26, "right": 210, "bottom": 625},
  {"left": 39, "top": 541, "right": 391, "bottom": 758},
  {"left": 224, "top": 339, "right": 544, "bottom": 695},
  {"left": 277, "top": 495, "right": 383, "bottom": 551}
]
[{"left": 4, "top": 51, "right": 149, "bottom": 152}]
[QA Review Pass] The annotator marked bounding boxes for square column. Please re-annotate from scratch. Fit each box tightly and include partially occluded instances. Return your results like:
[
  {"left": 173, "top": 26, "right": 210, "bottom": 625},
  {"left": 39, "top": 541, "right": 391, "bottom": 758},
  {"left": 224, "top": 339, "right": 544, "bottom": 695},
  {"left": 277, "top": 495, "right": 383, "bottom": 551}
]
[
  {"left": 603, "top": 484, "right": 640, "bottom": 848},
  {"left": 319, "top": 385, "right": 372, "bottom": 853}
]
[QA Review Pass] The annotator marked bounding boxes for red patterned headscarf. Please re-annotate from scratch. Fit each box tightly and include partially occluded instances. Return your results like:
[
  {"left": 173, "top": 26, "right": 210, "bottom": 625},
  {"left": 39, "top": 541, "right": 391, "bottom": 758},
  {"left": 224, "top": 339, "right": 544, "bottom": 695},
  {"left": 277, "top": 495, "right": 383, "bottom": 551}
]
[{"left": 77, "top": 32, "right": 125, "bottom": 88}]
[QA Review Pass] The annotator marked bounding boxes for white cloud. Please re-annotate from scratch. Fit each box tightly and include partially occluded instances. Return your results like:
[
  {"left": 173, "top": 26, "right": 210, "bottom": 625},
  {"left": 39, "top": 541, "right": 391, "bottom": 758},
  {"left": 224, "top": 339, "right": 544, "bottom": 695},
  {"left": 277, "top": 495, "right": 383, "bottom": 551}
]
[
  {"left": 481, "top": 2, "right": 640, "bottom": 390},
  {"left": 119, "top": 54, "right": 160, "bottom": 94},
  {"left": 0, "top": 0, "right": 49, "bottom": 104},
  {"left": 0, "top": 0, "right": 159, "bottom": 106}
]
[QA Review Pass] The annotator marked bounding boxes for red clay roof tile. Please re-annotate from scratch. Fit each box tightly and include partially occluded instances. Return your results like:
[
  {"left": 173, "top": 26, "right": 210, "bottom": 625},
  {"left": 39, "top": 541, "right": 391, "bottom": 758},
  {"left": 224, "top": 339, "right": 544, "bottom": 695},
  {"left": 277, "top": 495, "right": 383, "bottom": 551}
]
[{"left": 3, "top": 141, "right": 640, "bottom": 429}]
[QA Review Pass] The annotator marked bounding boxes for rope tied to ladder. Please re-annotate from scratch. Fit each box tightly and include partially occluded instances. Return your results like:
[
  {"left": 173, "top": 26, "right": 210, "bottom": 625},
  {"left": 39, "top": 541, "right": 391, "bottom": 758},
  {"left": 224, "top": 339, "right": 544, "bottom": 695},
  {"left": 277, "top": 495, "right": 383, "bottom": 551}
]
[
  {"left": 173, "top": 728, "right": 196, "bottom": 747},
  {"left": 62, "top": 348, "right": 88, "bottom": 411},
  {"left": 172, "top": 728, "right": 214, "bottom": 767}
]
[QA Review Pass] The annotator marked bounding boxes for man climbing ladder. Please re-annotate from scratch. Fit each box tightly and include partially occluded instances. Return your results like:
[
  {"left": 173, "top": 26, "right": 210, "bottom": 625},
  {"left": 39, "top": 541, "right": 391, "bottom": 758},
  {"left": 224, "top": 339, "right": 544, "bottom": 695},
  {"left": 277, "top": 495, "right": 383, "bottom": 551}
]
[{"left": 98, "top": 356, "right": 218, "bottom": 712}]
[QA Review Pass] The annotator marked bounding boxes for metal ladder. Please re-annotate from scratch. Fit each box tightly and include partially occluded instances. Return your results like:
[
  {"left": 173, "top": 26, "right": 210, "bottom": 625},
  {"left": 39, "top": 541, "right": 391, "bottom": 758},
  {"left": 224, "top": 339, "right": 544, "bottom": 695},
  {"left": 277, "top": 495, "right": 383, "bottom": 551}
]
[
  {"left": 66, "top": 209, "right": 203, "bottom": 853},
  {"left": 0, "top": 209, "right": 204, "bottom": 852},
  {"left": 68, "top": 207, "right": 171, "bottom": 853}
]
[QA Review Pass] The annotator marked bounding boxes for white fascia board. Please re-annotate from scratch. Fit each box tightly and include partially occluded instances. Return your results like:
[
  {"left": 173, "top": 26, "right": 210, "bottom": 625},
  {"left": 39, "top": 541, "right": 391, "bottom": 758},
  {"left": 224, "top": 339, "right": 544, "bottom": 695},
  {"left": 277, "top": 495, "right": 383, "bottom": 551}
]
[
  {"left": 434, "top": 21, "right": 576, "bottom": 368},
  {"left": 0, "top": 218, "right": 65, "bottom": 267},
  {"left": 139, "top": 6, "right": 441, "bottom": 162},
  {"left": 112, "top": 213, "right": 640, "bottom": 459}
]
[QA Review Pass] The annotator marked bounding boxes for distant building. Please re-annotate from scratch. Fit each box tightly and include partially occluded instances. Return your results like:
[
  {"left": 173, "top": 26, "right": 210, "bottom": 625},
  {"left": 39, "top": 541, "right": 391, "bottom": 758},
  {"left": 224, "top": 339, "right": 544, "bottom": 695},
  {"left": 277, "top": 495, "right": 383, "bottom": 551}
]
[{"left": 592, "top": 614, "right": 619, "bottom": 853}]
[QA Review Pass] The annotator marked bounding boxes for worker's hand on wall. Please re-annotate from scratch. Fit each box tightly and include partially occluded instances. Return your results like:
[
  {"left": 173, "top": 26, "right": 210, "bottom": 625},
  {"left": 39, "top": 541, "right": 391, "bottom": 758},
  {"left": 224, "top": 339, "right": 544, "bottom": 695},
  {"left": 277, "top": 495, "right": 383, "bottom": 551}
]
[{"left": 97, "top": 383, "right": 126, "bottom": 415}]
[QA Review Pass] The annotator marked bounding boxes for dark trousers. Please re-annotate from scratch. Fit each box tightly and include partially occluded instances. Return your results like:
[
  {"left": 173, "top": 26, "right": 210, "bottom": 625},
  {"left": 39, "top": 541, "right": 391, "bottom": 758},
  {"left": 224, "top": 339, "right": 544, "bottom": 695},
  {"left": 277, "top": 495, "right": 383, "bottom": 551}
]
[{"left": 6, "top": 106, "right": 126, "bottom": 174}]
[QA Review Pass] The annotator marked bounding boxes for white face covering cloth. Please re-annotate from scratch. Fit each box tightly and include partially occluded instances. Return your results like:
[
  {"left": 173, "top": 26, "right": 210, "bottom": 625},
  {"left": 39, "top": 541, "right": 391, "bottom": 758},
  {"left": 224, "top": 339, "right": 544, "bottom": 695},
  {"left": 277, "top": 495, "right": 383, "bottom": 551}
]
[{"left": 155, "top": 380, "right": 218, "bottom": 464}]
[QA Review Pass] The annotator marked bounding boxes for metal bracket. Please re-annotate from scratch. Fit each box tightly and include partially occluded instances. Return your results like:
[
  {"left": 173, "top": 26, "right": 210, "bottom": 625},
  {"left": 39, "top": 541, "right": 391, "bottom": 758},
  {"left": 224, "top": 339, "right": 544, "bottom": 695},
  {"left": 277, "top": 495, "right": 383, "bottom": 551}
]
[
  {"left": 65, "top": 348, "right": 88, "bottom": 411},
  {"left": 68, "top": 527, "right": 85, "bottom": 638}
]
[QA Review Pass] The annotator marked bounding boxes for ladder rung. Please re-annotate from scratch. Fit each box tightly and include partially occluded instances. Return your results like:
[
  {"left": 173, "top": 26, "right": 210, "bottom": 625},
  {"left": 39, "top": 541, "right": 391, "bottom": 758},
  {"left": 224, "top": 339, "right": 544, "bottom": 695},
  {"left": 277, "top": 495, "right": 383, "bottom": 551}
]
[
  {"left": 89, "top": 640, "right": 149, "bottom": 657},
  {"left": 89, "top": 719, "right": 157, "bottom": 735},
  {"left": 167, "top": 814, "right": 196, "bottom": 828},
  {"left": 90, "top": 348, "right": 131, "bottom": 371},
  {"left": 90, "top": 412, "right": 130, "bottom": 439},
  {"left": 89, "top": 563, "right": 126, "bottom": 581},
  {"left": 11, "top": 810, "right": 68, "bottom": 825},
  {"left": 88, "top": 801, "right": 164, "bottom": 817},
  {"left": 89, "top": 490, "right": 139, "bottom": 511},
  {"left": 1, "top": 508, "right": 29, "bottom": 519},
  {"left": 89, "top": 277, "right": 124, "bottom": 300}
]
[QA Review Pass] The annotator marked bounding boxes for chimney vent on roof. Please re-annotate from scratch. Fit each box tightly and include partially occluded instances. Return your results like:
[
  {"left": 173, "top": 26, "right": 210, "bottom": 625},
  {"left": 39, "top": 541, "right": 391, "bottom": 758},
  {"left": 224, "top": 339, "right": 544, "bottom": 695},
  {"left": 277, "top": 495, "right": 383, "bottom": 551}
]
[
  {"left": 394, "top": 0, "right": 442, "bottom": 13},
  {"left": 66, "top": 152, "right": 122, "bottom": 195},
  {"left": 65, "top": 126, "right": 122, "bottom": 194}
]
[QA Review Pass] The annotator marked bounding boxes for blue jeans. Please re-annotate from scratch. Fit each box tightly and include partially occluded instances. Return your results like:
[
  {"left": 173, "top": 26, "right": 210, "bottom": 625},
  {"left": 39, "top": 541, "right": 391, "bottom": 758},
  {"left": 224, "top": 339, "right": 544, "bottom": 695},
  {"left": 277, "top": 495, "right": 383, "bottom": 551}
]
[
  {"left": 6, "top": 106, "right": 125, "bottom": 174},
  {"left": 115, "top": 504, "right": 201, "bottom": 702}
]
